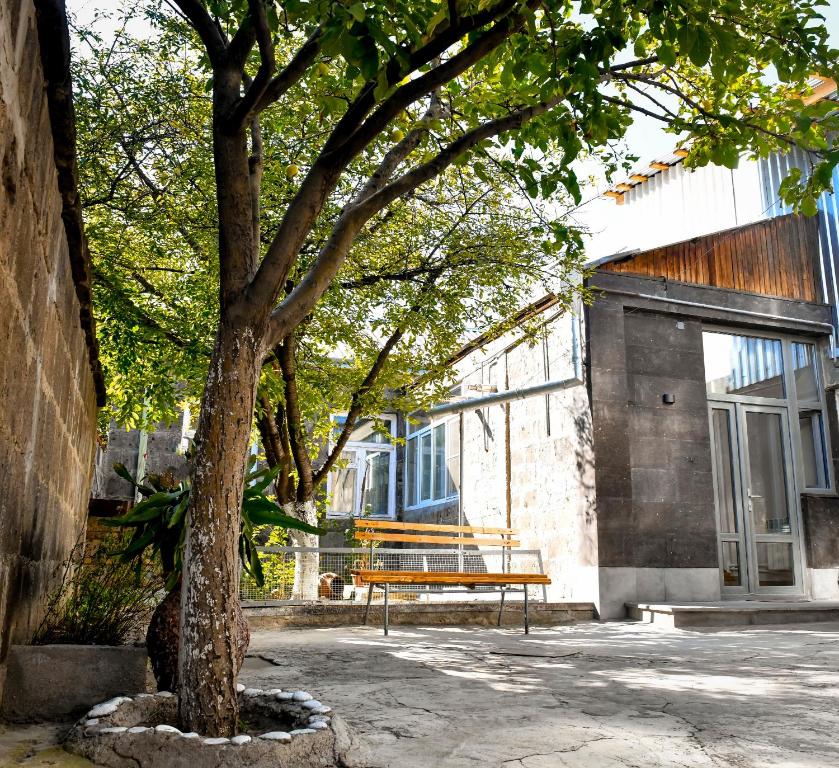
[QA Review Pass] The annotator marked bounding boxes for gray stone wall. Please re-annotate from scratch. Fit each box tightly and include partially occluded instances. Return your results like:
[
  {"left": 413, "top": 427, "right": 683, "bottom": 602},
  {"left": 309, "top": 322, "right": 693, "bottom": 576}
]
[
  {"left": 0, "top": 0, "right": 99, "bottom": 695},
  {"left": 588, "top": 295, "right": 718, "bottom": 569},
  {"left": 92, "top": 415, "right": 189, "bottom": 500},
  {"left": 407, "top": 310, "right": 599, "bottom": 603}
]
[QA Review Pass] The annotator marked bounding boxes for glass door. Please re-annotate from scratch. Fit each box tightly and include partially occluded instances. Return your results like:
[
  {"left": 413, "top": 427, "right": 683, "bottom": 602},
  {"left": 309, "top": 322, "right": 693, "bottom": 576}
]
[
  {"left": 710, "top": 402, "right": 804, "bottom": 595},
  {"left": 738, "top": 405, "right": 803, "bottom": 594}
]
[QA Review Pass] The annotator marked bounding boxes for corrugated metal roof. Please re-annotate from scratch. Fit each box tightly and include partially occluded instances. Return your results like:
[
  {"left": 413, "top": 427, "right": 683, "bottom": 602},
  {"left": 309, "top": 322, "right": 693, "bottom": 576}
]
[{"left": 601, "top": 76, "right": 837, "bottom": 203}]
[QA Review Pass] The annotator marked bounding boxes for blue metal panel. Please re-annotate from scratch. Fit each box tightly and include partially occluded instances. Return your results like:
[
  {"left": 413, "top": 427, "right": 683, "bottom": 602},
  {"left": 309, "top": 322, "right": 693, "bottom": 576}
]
[{"left": 758, "top": 148, "right": 839, "bottom": 351}]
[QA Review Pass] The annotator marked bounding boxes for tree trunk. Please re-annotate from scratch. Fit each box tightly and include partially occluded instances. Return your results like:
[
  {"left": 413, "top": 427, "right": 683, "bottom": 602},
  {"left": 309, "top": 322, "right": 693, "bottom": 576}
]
[
  {"left": 286, "top": 499, "right": 320, "bottom": 600},
  {"left": 148, "top": 583, "right": 250, "bottom": 695},
  {"left": 177, "top": 319, "right": 262, "bottom": 737}
]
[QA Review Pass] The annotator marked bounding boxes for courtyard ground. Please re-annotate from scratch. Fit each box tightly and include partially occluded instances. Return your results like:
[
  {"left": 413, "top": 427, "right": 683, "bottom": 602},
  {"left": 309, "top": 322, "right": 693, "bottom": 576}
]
[{"left": 243, "top": 620, "right": 839, "bottom": 768}]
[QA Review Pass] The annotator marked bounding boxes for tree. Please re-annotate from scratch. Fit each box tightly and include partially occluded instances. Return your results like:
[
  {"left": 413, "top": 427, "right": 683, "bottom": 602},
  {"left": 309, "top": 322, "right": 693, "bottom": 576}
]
[
  {"left": 78, "top": 0, "right": 836, "bottom": 736},
  {"left": 74, "top": 9, "right": 587, "bottom": 598}
]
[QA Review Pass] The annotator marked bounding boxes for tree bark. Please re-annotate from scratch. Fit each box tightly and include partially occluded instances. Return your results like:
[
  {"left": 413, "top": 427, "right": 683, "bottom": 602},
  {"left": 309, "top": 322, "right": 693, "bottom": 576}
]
[
  {"left": 177, "top": 318, "right": 262, "bottom": 737},
  {"left": 286, "top": 499, "right": 319, "bottom": 600}
]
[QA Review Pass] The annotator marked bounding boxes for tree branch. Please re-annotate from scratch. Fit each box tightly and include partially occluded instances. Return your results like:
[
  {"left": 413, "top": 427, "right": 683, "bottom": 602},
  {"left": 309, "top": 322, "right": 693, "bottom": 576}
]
[
  {"left": 171, "top": 0, "right": 227, "bottom": 66},
  {"left": 312, "top": 272, "right": 442, "bottom": 486},
  {"left": 244, "top": 0, "right": 530, "bottom": 319},
  {"left": 226, "top": 0, "right": 276, "bottom": 130},
  {"left": 252, "top": 26, "right": 323, "bottom": 114},
  {"left": 276, "top": 336, "right": 314, "bottom": 500},
  {"left": 265, "top": 94, "right": 561, "bottom": 348}
]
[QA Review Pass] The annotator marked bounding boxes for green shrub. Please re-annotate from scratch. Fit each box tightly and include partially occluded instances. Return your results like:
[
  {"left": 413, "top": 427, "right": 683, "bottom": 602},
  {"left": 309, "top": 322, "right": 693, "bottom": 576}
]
[{"left": 33, "top": 535, "right": 160, "bottom": 646}]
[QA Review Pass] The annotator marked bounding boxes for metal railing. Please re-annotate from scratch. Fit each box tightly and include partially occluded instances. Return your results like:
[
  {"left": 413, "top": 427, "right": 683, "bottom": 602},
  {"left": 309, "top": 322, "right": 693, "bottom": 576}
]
[{"left": 241, "top": 546, "right": 547, "bottom": 603}]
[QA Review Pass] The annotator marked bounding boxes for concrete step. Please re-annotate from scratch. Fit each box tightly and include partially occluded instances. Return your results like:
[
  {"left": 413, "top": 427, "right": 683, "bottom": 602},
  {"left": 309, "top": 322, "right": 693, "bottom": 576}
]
[
  {"left": 244, "top": 601, "right": 596, "bottom": 630},
  {"left": 627, "top": 600, "right": 839, "bottom": 628}
]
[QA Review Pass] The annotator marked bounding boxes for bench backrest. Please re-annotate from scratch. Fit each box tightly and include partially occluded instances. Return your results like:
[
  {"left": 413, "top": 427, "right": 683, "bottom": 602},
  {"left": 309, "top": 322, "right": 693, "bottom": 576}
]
[{"left": 354, "top": 519, "right": 520, "bottom": 548}]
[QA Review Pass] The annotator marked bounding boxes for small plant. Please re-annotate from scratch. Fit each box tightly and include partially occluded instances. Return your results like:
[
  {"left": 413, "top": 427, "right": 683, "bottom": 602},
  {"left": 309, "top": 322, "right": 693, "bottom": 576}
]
[
  {"left": 33, "top": 535, "right": 159, "bottom": 646},
  {"left": 104, "top": 459, "right": 323, "bottom": 589}
]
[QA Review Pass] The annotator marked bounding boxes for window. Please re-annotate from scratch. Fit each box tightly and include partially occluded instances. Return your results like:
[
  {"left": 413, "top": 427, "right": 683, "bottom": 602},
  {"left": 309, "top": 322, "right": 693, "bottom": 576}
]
[
  {"left": 703, "top": 330, "right": 832, "bottom": 493},
  {"left": 405, "top": 414, "right": 460, "bottom": 508},
  {"left": 326, "top": 415, "right": 396, "bottom": 518},
  {"left": 703, "top": 331, "right": 785, "bottom": 398},
  {"left": 792, "top": 342, "right": 829, "bottom": 490}
]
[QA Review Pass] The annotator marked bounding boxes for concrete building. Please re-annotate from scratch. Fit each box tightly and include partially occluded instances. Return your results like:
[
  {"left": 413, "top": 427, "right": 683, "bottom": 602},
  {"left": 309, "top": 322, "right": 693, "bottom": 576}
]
[{"left": 322, "top": 123, "right": 839, "bottom": 619}]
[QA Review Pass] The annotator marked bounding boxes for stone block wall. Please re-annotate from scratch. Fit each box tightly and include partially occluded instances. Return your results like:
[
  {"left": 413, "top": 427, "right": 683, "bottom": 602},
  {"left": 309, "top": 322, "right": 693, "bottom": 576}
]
[
  {"left": 0, "top": 0, "right": 99, "bottom": 697},
  {"left": 420, "top": 309, "right": 599, "bottom": 604}
]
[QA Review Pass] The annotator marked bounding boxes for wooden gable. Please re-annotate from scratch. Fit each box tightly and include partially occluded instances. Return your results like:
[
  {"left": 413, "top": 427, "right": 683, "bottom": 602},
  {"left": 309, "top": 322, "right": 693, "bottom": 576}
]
[{"left": 599, "top": 213, "right": 822, "bottom": 303}]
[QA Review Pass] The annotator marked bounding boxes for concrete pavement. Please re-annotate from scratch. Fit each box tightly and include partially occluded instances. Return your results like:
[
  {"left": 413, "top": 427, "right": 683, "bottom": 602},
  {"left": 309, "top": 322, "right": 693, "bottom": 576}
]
[{"left": 243, "top": 620, "right": 839, "bottom": 768}]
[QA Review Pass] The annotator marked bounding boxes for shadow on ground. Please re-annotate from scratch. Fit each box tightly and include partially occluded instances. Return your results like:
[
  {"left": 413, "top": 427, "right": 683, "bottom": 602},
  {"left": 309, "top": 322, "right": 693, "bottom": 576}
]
[{"left": 243, "top": 620, "right": 839, "bottom": 768}]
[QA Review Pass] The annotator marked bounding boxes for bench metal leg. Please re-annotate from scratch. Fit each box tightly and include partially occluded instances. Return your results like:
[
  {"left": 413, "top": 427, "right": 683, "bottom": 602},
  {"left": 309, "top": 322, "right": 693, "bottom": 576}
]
[
  {"left": 523, "top": 586, "right": 530, "bottom": 635},
  {"left": 497, "top": 588, "right": 506, "bottom": 627},
  {"left": 383, "top": 582, "right": 389, "bottom": 636},
  {"left": 363, "top": 583, "right": 374, "bottom": 625}
]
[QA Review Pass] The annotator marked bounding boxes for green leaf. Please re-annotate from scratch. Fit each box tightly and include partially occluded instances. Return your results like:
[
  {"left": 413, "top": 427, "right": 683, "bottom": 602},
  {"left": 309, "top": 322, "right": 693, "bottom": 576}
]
[
  {"left": 348, "top": 3, "right": 365, "bottom": 23},
  {"left": 689, "top": 29, "right": 712, "bottom": 67}
]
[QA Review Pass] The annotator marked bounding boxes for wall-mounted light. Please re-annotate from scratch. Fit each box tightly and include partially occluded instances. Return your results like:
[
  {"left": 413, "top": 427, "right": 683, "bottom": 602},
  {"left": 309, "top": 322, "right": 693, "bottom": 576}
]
[{"left": 662, "top": 393, "right": 676, "bottom": 405}]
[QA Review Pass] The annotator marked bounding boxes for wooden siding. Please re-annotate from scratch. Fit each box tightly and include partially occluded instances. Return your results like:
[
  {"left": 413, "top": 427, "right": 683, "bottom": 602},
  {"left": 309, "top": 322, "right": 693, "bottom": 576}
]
[{"left": 599, "top": 214, "right": 822, "bottom": 303}]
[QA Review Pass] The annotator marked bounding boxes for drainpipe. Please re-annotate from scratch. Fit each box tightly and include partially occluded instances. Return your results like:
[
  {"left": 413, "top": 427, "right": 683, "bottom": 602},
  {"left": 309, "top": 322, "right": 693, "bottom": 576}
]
[{"left": 426, "top": 376, "right": 583, "bottom": 417}]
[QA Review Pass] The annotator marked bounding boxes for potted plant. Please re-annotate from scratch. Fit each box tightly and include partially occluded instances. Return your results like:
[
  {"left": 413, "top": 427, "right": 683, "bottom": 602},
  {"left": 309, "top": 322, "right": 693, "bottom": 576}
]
[
  {"left": 1, "top": 536, "right": 158, "bottom": 720},
  {"left": 104, "top": 460, "right": 323, "bottom": 691}
]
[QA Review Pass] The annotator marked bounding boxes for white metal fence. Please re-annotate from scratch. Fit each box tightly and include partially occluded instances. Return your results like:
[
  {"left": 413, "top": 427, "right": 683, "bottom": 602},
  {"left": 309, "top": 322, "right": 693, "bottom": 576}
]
[{"left": 241, "top": 546, "right": 547, "bottom": 602}]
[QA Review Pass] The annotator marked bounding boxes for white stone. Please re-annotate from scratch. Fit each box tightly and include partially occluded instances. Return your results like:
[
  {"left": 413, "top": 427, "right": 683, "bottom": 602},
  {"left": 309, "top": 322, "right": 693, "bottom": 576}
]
[
  {"left": 290, "top": 728, "right": 316, "bottom": 736},
  {"left": 203, "top": 737, "right": 230, "bottom": 745},
  {"left": 301, "top": 699, "right": 323, "bottom": 710},
  {"left": 236, "top": 683, "right": 246, "bottom": 693},
  {"left": 155, "top": 690, "right": 175, "bottom": 698},
  {"left": 308, "top": 721, "right": 329, "bottom": 730},
  {"left": 127, "top": 726, "right": 149, "bottom": 734},
  {"left": 242, "top": 687, "right": 263, "bottom": 697},
  {"left": 292, "top": 691, "right": 313, "bottom": 702},
  {"left": 276, "top": 692, "right": 295, "bottom": 701},
  {"left": 87, "top": 697, "right": 132, "bottom": 718},
  {"left": 311, "top": 706, "right": 332, "bottom": 715},
  {"left": 180, "top": 732, "right": 200, "bottom": 739},
  {"left": 154, "top": 724, "right": 182, "bottom": 735},
  {"left": 259, "top": 731, "right": 292, "bottom": 742},
  {"left": 308, "top": 716, "right": 330, "bottom": 724},
  {"left": 230, "top": 735, "right": 252, "bottom": 746},
  {"left": 135, "top": 693, "right": 154, "bottom": 699},
  {"left": 84, "top": 719, "right": 99, "bottom": 726},
  {"left": 100, "top": 727, "right": 128, "bottom": 735},
  {"left": 264, "top": 688, "right": 282, "bottom": 696}
]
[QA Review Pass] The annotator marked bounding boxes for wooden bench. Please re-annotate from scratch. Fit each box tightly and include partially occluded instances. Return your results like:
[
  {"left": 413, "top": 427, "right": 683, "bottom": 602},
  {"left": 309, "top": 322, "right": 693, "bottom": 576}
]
[{"left": 351, "top": 519, "right": 551, "bottom": 635}]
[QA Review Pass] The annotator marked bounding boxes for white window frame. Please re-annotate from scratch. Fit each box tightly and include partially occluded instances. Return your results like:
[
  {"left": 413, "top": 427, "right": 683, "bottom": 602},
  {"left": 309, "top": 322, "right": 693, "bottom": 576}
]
[
  {"left": 404, "top": 414, "right": 460, "bottom": 510},
  {"left": 325, "top": 414, "right": 397, "bottom": 519}
]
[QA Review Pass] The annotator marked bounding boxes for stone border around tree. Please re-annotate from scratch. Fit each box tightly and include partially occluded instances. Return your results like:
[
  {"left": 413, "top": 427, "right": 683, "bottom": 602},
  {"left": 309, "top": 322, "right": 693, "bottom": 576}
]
[{"left": 65, "top": 685, "right": 352, "bottom": 767}]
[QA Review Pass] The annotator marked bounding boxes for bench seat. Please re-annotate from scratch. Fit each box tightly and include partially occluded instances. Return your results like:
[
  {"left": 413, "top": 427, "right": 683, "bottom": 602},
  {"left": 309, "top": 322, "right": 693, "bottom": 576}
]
[{"left": 351, "top": 570, "right": 551, "bottom": 586}]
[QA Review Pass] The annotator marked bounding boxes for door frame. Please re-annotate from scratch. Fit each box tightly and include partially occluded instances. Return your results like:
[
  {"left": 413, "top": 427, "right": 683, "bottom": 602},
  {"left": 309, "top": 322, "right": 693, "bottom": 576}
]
[{"left": 709, "top": 400, "right": 807, "bottom": 596}]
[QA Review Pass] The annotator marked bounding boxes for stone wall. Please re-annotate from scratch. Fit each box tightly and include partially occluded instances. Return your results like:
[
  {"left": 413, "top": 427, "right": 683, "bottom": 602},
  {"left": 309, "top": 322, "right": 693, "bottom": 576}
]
[
  {"left": 587, "top": 270, "right": 835, "bottom": 617},
  {"left": 0, "top": 0, "right": 99, "bottom": 698},
  {"left": 409, "top": 307, "right": 599, "bottom": 605}
]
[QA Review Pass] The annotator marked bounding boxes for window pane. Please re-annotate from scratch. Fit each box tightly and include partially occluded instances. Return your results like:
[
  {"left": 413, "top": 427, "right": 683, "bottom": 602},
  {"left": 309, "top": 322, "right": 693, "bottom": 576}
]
[
  {"left": 330, "top": 451, "right": 357, "bottom": 516},
  {"left": 333, "top": 416, "right": 392, "bottom": 444},
  {"left": 745, "top": 411, "right": 791, "bottom": 534},
  {"left": 703, "top": 332, "right": 785, "bottom": 398},
  {"left": 419, "top": 432, "right": 432, "bottom": 501},
  {"left": 711, "top": 409, "right": 739, "bottom": 533},
  {"left": 792, "top": 343, "right": 820, "bottom": 402},
  {"left": 406, "top": 438, "right": 417, "bottom": 507},
  {"left": 407, "top": 414, "right": 430, "bottom": 434},
  {"left": 721, "top": 541, "right": 742, "bottom": 586},
  {"left": 433, "top": 424, "right": 446, "bottom": 500},
  {"left": 800, "top": 410, "right": 829, "bottom": 489},
  {"left": 756, "top": 542, "right": 795, "bottom": 587},
  {"left": 361, "top": 450, "right": 390, "bottom": 516},
  {"left": 446, "top": 418, "right": 460, "bottom": 497}
]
